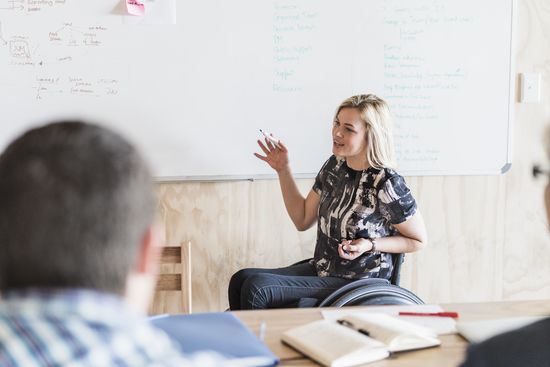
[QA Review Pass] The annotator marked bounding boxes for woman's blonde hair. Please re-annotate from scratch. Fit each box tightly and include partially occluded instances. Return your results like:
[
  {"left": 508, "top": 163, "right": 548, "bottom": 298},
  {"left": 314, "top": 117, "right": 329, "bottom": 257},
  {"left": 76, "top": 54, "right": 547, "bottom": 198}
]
[{"left": 334, "top": 94, "right": 395, "bottom": 169}]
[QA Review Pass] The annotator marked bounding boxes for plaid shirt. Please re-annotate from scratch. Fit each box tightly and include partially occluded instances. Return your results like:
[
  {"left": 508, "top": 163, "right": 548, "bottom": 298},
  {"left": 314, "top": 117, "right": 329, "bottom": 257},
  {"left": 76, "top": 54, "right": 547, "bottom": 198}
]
[{"left": 0, "top": 289, "right": 227, "bottom": 367}]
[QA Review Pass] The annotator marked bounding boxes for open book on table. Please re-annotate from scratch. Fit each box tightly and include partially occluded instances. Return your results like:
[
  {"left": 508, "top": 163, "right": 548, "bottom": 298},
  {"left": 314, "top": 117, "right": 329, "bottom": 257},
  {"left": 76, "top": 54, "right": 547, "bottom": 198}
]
[{"left": 281, "top": 313, "right": 440, "bottom": 367}]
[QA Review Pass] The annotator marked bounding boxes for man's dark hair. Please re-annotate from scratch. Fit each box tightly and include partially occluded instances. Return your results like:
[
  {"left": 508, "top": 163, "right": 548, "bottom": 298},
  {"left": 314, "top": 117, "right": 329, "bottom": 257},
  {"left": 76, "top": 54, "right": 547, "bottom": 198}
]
[{"left": 0, "top": 121, "right": 155, "bottom": 294}]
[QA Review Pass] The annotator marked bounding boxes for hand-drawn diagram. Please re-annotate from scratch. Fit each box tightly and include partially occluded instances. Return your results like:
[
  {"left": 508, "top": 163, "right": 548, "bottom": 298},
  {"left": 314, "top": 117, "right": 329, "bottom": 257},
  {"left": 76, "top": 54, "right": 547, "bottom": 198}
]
[
  {"left": 9, "top": 35, "right": 30, "bottom": 58},
  {"left": 1, "top": 18, "right": 118, "bottom": 100},
  {"left": 49, "top": 22, "right": 107, "bottom": 47},
  {"left": 0, "top": 0, "right": 24, "bottom": 12},
  {"left": 0, "top": 19, "right": 108, "bottom": 67},
  {"left": 34, "top": 76, "right": 119, "bottom": 100},
  {"left": 34, "top": 76, "right": 62, "bottom": 99},
  {"left": 0, "top": 25, "right": 36, "bottom": 65}
]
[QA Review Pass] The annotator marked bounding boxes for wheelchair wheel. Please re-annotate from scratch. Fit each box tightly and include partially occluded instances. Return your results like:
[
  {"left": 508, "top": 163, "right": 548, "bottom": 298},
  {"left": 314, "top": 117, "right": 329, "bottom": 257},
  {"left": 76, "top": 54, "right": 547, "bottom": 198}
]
[
  {"left": 326, "top": 284, "right": 424, "bottom": 306},
  {"left": 318, "top": 278, "right": 390, "bottom": 307}
]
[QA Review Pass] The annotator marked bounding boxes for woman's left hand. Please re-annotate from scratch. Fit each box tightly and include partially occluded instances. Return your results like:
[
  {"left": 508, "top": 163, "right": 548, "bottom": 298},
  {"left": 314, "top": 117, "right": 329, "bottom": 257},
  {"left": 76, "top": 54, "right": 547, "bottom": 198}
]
[{"left": 338, "top": 238, "right": 373, "bottom": 260}]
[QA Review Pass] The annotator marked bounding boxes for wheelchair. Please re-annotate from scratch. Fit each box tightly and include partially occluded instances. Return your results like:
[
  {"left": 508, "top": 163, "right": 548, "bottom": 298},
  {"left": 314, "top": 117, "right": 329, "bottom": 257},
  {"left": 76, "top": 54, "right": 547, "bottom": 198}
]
[{"left": 294, "top": 253, "right": 424, "bottom": 308}]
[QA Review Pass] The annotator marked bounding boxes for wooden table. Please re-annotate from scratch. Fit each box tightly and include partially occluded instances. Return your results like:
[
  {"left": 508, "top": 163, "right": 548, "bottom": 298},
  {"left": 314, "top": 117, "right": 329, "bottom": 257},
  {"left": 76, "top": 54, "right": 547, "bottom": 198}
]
[{"left": 234, "top": 300, "right": 550, "bottom": 367}]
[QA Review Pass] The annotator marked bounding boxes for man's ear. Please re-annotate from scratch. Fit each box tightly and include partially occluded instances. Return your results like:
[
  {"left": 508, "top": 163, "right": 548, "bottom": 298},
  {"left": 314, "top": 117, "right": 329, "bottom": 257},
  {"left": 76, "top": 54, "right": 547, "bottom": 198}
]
[
  {"left": 124, "top": 224, "right": 162, "bottom": 314},
  {"left": 135, "top": 224, "right": 161, "bottom": 275}
]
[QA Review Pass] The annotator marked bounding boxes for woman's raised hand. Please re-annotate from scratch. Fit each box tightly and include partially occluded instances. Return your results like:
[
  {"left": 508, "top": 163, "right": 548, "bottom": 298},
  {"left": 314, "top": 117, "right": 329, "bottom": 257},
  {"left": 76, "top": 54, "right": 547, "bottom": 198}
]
[{"left": 254, "top": 137, "right": 289, "bottom": 172}]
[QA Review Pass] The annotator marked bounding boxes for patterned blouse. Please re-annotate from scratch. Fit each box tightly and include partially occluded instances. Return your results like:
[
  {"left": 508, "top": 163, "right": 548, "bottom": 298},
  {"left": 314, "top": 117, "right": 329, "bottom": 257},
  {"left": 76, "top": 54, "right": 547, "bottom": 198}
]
[{"left": 311, "top": 155, "right": 417, "bottom": 280}]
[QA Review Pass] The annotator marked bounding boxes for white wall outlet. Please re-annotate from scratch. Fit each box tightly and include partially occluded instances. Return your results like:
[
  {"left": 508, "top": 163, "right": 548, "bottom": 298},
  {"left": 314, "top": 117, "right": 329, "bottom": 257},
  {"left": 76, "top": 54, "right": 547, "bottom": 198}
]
[{"left": 519, "top": 73, "right": 541, "bottom": 103}]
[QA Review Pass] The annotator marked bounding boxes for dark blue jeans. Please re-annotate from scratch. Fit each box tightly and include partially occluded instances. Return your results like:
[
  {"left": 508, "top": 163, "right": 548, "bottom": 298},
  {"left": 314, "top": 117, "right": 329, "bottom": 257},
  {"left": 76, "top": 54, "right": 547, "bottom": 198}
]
[{"left": 228, "top": 262, "right": 354, "bottom": 310}]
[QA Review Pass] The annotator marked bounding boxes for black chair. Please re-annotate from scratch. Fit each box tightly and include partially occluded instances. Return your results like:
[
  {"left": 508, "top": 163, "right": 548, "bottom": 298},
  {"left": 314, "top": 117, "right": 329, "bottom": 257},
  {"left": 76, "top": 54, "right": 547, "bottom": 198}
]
[{"left": 294, "top": 253, "right": 424, "bottom": 307}]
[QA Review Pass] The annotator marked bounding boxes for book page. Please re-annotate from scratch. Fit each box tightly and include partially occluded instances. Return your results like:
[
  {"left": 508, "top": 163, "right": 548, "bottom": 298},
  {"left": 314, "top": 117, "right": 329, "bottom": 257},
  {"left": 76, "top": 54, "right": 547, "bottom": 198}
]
[
  {"left": 344, "top": 314, "right": 440, "bottom": 353},
  {"left": 282, "top": 320, "right": 387, "bottom": 367}
]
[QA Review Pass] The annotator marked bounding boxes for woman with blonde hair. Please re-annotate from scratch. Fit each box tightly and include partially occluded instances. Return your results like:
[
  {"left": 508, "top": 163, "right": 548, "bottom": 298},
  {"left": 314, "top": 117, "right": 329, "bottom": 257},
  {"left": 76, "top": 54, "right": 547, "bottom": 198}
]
[{"left": 229, "top": 94, "right": 427, "bottom": 309}]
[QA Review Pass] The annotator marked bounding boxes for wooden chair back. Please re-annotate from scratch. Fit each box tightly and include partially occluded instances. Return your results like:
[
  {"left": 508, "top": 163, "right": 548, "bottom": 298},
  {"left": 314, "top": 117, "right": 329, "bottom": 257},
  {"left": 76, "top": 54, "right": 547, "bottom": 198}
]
[{"left": 150, "top": 241, "right": 192, "bottom": 314}]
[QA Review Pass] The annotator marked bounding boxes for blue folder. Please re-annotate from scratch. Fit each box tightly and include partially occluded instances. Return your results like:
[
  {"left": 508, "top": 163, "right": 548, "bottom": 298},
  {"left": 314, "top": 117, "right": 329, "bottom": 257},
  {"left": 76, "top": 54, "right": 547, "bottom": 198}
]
[{"left": 150, "top": 312, "right": 279, "bottom": 366}]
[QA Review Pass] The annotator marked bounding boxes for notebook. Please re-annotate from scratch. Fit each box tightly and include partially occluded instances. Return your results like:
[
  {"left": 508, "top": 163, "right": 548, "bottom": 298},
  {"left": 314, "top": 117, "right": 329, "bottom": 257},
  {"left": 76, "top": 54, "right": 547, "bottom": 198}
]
[
  {"left": 150, "top": 312, "right": 279, "bottom": 367},
  {"left": 456, "top": 316, "right": 547, "bottom": 343},
  {"left": 282, "top": 313, "right": 440, "bottom": 367}
]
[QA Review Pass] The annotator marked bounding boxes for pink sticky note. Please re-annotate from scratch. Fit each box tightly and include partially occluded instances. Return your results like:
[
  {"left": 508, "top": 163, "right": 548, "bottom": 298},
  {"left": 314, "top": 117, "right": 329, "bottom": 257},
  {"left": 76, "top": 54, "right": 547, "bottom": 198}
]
[{"left": 126, "top": 0, "right": 145, "bottom": 16}]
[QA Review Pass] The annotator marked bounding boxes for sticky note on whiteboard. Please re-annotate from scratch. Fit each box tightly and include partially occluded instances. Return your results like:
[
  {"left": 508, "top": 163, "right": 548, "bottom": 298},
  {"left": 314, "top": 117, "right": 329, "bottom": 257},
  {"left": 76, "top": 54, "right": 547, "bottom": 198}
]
[
  {"left": 126, "top": 0, "right": 145, "bottom": 16},
  {"left": 123, "top": 0, "right": 176, "bottom": 25}
]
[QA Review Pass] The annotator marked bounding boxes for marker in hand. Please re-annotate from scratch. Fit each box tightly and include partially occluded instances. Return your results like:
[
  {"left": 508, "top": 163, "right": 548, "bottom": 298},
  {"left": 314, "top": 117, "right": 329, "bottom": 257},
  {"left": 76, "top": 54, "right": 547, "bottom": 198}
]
[{"left": 259, "top": 129, "right": 281, "bottom": 148}]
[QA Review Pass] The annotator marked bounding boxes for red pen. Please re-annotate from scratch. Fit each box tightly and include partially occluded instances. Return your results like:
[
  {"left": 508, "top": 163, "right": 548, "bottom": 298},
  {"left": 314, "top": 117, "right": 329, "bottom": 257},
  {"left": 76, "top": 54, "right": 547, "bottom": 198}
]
[{"left": 398, "top": 311, "right": 459, "bottom": 318}]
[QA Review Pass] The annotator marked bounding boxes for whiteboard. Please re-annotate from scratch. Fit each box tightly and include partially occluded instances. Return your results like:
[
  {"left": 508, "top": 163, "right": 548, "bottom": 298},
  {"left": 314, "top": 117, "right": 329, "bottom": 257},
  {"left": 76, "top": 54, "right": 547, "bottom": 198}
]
[{"left": 0, "top": 0, "right": 515, "bottom": 180}]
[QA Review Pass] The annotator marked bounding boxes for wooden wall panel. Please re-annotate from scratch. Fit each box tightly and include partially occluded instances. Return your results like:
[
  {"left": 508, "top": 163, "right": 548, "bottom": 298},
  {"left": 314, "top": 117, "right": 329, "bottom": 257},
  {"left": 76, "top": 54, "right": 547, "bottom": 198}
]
[
  {"left": 402, "top": 176, "right": 507, "bottom": 304},
  {"left": 154, "top": 179, "right": 317, "bottom": 313},
  {"left": 151, "top": 0, "right": 550, "bottom": 314}
]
